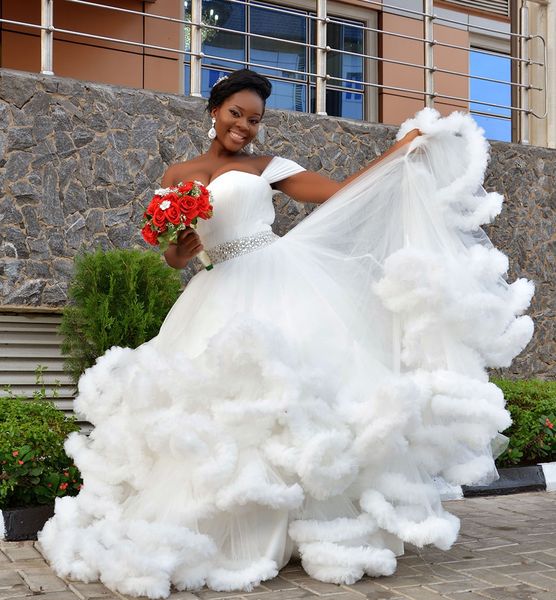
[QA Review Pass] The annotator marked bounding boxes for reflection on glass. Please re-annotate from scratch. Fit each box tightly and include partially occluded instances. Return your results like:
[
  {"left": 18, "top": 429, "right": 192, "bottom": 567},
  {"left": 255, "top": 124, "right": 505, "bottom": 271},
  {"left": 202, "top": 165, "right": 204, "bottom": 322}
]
[
  {"left": 472, "top": 115, "right": 511, "bottom": 142},
  {"left": 266, "top": 80, "right": 306, "bottom": 112},
  {"left": 250, "top": 3, "right": 307, "bottom": 80},
  {"left": 201, "top": 1, "right": 246, "bottom": 70},
  {"left": 327, "top": 21, "right": 364, "bottom": 90},
  {"left": 202, "top": 68, "right": 233, "bottom": 97},
  {"left": 470, "top": 50, "right": 511, "bottom": 141},
  {"left": 328, "top": 88, "right": 363, "bottom": 120}
]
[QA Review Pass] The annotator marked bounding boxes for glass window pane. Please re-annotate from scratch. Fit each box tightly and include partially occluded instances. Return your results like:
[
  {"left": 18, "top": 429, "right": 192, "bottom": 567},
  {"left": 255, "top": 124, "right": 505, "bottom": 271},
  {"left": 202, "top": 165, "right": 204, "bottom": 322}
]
[
  {"left": 326, "top": 21, "right": 364, "bottom": 90},
  {"left": 201, "top": 68, "right": 232, "bottom": 97},
  {"left": 266, "top": 79, "right": 307, "bottom": 112},
  {"left": 470, "top": 50, "right": 511, "bottom": 141},
  {"left": 192, "top": 0, "right": 246, "bottom": 70},
  {"left": 311, "top": 87, "right": 363, "bottom": 120},
  {"left": 471, "top": 115, "right": 511, "bottom": 142},
  {"left": 250, "top": 3, "right": 308, "bottom": 81}
]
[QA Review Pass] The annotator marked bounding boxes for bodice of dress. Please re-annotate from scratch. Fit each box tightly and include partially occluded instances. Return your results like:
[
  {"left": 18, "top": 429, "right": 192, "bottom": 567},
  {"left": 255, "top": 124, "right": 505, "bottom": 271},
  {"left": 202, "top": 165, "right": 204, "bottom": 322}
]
[{"left": 195, "top": 157, "right": 305, "bottom": 250}]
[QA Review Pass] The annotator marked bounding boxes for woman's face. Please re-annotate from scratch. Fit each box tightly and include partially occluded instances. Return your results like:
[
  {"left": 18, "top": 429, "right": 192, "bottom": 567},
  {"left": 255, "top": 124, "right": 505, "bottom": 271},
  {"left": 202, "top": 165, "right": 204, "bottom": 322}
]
[{"left": 211, "top": 89, "right": 264, "bottom": 152}]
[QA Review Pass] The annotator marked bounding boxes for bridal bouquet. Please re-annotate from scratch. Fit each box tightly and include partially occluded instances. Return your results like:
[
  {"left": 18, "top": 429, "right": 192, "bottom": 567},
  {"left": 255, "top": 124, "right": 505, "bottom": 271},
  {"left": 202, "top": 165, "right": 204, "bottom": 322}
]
[{"left": 141, "top": 181, "right": 214, "bottom": 269}]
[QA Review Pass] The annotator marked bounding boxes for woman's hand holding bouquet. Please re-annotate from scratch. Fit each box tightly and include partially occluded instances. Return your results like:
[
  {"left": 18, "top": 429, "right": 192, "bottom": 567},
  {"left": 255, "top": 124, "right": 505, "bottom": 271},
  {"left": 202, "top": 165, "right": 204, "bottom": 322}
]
[{"left": 141, "top": 181, "right": 214, "bottom": 270}]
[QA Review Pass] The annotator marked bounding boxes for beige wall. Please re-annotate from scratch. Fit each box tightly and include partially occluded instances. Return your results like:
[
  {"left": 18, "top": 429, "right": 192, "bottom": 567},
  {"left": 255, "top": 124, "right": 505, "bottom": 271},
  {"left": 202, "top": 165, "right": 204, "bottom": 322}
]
[
  {"left": 379, "top": 13, "right": 469, "bottom": 126},
  {"left": 0, "top": 0, "right": 182, "bottom": 93}
]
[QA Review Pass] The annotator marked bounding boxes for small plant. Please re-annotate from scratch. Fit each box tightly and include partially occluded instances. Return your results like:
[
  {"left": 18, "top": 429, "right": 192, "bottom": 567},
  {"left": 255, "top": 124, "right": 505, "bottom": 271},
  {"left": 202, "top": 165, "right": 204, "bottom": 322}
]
[
  {"left": 60, "top": 248, "right": 182, "bottom": 383},
  {"left": 0, "top": 376, "right": 81, "bottom": 509},
  {"left": 493, "top": 379, "right": 556, "bottom": 467}
]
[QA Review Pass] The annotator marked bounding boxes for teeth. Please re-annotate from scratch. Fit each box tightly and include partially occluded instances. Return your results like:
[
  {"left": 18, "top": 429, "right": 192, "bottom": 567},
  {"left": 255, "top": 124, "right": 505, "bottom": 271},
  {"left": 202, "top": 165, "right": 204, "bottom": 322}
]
[{"left": 229, "top": 131, "right": 246, "bottom": 141}]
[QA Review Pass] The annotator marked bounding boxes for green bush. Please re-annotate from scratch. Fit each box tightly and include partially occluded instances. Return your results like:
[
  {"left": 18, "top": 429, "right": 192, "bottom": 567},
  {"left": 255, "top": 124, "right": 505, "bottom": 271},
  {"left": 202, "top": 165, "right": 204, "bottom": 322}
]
[
  {"left": 493, "top": 378, "right": 556, "bottom": 467},
  {"left": 60, "top": 248, "right": 182, "bottom": 383},
  {"left": 0, "top": 390, "right": 81, "bottom": 509}
]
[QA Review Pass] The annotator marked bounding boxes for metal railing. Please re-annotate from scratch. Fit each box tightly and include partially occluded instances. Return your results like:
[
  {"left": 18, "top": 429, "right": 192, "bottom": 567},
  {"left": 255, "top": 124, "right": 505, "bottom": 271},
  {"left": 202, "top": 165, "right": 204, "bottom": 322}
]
[{"left": 0, "top": 0, "right": 547, "bottom": 143}]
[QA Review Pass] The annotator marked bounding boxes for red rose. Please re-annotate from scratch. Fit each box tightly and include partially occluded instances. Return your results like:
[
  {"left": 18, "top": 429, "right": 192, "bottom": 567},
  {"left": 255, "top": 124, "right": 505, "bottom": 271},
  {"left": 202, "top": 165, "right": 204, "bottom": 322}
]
[
  {"left": 164, "top": 201, "right": 181, "bottom": 225},
  {"left": 141, "top": 224, "right": 158, "bottom": 246},
  {"left": 179, "top": 196, "right": 199, "bottom": 220},
  {"left": 151, "top": 207, "right": 168, "bottom": 228},
  {"left": 164, "top": 191, "right": 180, "bottom": 204},
  {"left": 146, "top": 195, "right": 161, "bottom": 215},
  {"left": 178, "top": 181, "right": 194, "bottom": 194}
]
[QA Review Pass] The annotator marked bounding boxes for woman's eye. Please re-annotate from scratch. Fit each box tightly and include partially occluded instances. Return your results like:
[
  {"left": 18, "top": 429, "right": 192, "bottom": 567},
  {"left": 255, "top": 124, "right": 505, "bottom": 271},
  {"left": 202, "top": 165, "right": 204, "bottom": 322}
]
[{"left": 230, "top": 110, "right": 240, "bottom": 117}]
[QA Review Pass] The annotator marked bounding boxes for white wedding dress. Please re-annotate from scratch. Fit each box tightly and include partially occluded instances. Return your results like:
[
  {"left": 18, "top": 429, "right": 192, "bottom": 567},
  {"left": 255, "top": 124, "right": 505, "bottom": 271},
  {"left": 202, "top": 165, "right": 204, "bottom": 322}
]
[{"left": 39, "top": 109, "right": 534, "bottom": 599}]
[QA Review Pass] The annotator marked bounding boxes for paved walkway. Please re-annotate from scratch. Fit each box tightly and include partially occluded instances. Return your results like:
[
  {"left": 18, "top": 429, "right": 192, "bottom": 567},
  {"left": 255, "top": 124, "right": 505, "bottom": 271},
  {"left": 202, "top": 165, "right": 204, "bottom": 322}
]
[{"left": 1, "top": 491, "right": 556, "bottom": 600}]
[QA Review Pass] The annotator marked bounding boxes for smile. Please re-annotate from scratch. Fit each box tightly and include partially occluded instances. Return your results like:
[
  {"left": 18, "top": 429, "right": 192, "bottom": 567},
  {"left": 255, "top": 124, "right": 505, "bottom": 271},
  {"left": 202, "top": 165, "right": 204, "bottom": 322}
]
[{"left": 229, "top": 131, "right": 247, "bottom": 142}]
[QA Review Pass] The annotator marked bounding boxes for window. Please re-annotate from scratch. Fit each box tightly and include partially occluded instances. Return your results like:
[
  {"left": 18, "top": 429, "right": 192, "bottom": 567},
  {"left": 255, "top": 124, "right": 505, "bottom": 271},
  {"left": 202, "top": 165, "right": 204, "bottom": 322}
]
[
  {"left": 184, "top": 0, "right": 366, "bottom": 120},
  {"left": 469, "top": 49, "right": 512, "bottom": 142}
]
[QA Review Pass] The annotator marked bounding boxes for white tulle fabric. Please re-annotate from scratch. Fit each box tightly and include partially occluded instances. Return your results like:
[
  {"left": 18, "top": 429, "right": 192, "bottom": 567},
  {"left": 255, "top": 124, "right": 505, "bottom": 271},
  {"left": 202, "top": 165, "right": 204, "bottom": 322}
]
[{"left": 39, "top": 109, "right": 533, "bottom": 599}]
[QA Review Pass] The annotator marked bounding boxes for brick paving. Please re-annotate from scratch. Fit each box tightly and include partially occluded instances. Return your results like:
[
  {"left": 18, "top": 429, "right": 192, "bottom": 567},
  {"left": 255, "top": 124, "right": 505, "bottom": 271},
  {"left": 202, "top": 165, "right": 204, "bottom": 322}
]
[{"left": 1, "top": 491, "right": 555, "bottom": 600}]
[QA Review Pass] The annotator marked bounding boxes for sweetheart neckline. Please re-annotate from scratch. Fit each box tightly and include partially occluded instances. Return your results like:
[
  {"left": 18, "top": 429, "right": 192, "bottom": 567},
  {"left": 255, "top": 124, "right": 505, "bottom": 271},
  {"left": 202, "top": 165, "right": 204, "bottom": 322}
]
[
  {"left": 206, "top": 169, "right": 265, "bottom": 188},
  {"left": 205, "top": 156, "right": 278, "bottom": 187}
]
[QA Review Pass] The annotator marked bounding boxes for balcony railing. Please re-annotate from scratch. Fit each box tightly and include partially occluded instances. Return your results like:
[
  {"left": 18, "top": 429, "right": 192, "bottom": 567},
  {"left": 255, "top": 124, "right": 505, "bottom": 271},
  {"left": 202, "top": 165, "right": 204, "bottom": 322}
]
[{"left": 0, "top": 0, "right": 547, "bottom": 144}]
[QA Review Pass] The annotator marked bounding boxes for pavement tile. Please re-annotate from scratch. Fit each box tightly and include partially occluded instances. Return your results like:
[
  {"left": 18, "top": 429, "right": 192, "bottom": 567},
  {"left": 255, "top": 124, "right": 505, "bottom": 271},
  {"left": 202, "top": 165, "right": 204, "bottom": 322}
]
[
  {"left": 196, "top": 591, "right": 252, "bottom": 600},
  {"left": 296, "top": 580, "right": 345, "bottom": 595},
  {"left": 347, "top": 592, "right": 404, "bottom": 600},
  {"left": 519, "top": 553, "right": 556, "bottom": 568},
  {"left": 460, "top": 568, "right": 519, "bottom": 587},
  {"left": 475, "top": 584, "right": 546, "bottom": 600},
  {"left": 444, "top": 593, "right": 493, "bottom": 600},
  {"left": 0, "top": 585, "right": 35, "bottom": 599},
  {"left": 427, "top": 579, "right": 492, "bottom": 594},
  {"left": 493, "top": 560, "right": 552, "bottom": 575},
  {"left": 17, "top": 567, "right": 68, "bottom": 593},
  {"left": 343, "top": 579, "right": 395, "bottom": 596},
  {"left": 0, "top": 553, "right": 8, "bottom": 564},
  {"left": 512, "top": 572, "right": 556, "bottom": 591},
  {"left": 0, "top": 544, "right": 41, "bottom": 563},
  {"left": 260, "top": 578, "right": 301, "bottom": 592},
  {"left": 525, "top": 593, "right": 556, "bottom": 600},
  {"left": 33, "top": 593, "right": 84, "bottom": 599},
  {"left": 68, "top": 581, "right": 120, "bottom": 598},
  {"left": 0, "top": 572, "right": 24, "bottom": 589},
  {"left": 391, "top": 586, "right": 443, "bottom": 599},
  {"left": 410, "top": 565, "right": 466, "bottom": 581},
  {"left": 383, "top": 576, "right": 444, "bottom": 589},
  {"left": 246, "top": 591, "right": 315, "bottom": 600},
  {"left": 311, "top": 594, "right": 366, "bottom": 600}
]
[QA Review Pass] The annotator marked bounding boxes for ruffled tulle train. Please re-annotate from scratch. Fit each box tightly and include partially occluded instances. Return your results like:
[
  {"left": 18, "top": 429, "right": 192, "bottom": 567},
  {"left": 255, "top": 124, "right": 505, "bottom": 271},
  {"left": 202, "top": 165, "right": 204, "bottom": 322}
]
[{"left": 39, "top": 109, "right": 533, "bottom": 598}]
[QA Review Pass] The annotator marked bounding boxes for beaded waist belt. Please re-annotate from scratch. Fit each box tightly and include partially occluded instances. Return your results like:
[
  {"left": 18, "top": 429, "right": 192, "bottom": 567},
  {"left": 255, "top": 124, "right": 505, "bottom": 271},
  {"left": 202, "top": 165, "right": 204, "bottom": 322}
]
[{"left": 206, "top": 231, "right": 279, "bottom": 265}]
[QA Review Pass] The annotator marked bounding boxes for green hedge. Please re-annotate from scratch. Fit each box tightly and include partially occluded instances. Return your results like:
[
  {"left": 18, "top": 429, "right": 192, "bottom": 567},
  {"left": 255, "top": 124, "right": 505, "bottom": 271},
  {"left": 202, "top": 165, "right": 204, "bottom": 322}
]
[
  {"left": 60, "top": 248, "right": 182, "bottom": 384},
  {"left": 494, "top": 378, "right": 556, "bottom": 468}
]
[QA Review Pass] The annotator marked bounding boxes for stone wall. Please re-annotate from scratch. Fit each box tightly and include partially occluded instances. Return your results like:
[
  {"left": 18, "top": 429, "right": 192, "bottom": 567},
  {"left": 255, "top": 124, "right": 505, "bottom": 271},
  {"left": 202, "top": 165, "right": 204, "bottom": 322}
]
[{"left": 0, "top": 69, "right": 554, "bottom": 378}]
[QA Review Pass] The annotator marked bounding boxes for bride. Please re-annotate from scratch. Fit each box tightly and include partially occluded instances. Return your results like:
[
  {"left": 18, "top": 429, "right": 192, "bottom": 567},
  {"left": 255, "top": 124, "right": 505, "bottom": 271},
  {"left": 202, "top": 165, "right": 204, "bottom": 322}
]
[{"left": 39, "top": 69, "right": 534, "bottom": 599}]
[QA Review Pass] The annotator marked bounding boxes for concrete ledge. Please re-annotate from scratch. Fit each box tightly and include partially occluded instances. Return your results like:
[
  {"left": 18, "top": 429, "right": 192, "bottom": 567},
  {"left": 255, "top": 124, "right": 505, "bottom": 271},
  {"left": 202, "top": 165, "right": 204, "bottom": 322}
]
[
  {"left": 436, "top": 462, "right": 556, "bottom": 500},
  {"left": 463, "top": 465, "right": 546, "bottom": 497}
]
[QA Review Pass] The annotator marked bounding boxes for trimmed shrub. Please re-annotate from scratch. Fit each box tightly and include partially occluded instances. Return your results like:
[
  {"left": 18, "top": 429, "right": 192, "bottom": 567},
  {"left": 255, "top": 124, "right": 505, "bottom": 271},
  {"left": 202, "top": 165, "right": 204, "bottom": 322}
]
[
  {"left": 494, "top": 378, "right": 556, "bottom": 467},
  {"left": 60, "top": 248, "right": 182, "bottom": 383}
]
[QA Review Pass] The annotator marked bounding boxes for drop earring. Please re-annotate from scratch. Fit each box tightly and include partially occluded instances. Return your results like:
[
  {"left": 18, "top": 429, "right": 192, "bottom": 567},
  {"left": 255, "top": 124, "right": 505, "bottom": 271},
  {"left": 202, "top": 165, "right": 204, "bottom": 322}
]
[
  {"left": 247, "top": 142, "right": 254, "bottom": 154},
  {"left": 208, "top": 117, "right": 217, "bottom": 140}
]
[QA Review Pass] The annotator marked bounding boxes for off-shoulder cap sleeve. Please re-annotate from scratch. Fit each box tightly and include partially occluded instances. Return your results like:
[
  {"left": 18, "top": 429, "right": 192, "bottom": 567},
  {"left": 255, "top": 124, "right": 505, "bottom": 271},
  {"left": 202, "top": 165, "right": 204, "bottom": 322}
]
[{"left": 261, "top": 157, "right": 306, "bottom": 184}]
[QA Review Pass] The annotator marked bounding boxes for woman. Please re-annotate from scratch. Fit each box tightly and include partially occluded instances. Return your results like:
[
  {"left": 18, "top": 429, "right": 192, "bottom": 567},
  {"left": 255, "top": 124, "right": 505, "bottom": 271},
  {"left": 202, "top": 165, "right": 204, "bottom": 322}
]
[{"left": 40, "top": 69, "right": 534, "bottom": 599}]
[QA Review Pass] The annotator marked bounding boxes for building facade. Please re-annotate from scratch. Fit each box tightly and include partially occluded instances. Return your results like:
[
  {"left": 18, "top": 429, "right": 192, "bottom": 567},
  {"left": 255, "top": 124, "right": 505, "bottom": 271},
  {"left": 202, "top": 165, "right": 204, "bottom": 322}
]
[{"left": 0, "top": 0, "right": 552, "bottom": 145}]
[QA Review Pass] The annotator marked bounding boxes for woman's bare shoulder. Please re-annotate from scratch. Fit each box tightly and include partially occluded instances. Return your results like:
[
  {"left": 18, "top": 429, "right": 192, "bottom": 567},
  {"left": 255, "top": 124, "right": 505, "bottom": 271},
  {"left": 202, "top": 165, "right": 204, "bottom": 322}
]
[{"left": 251, "top": 155, "right": 275, "bottom": 173}]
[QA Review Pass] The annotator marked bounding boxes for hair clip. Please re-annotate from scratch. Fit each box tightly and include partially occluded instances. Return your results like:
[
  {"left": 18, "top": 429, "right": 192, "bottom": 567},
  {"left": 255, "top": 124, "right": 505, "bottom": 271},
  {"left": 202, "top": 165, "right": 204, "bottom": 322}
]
[{"left": 214, "top": 75, "right": 229, "bottom": 87}]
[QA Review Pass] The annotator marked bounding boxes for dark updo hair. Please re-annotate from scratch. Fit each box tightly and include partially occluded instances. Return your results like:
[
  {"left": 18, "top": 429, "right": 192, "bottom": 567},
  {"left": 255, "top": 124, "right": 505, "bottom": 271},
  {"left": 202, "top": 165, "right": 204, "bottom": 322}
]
[{"left": 207, "top": 69, "right": 272, "bottom": 112}]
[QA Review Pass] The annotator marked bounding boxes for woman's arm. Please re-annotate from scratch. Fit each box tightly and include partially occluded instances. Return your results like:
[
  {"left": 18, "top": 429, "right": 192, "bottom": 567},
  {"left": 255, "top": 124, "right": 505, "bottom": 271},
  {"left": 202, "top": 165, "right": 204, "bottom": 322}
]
[{"left": 274, "top": 128, "right": 421, "bottom": 204}]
